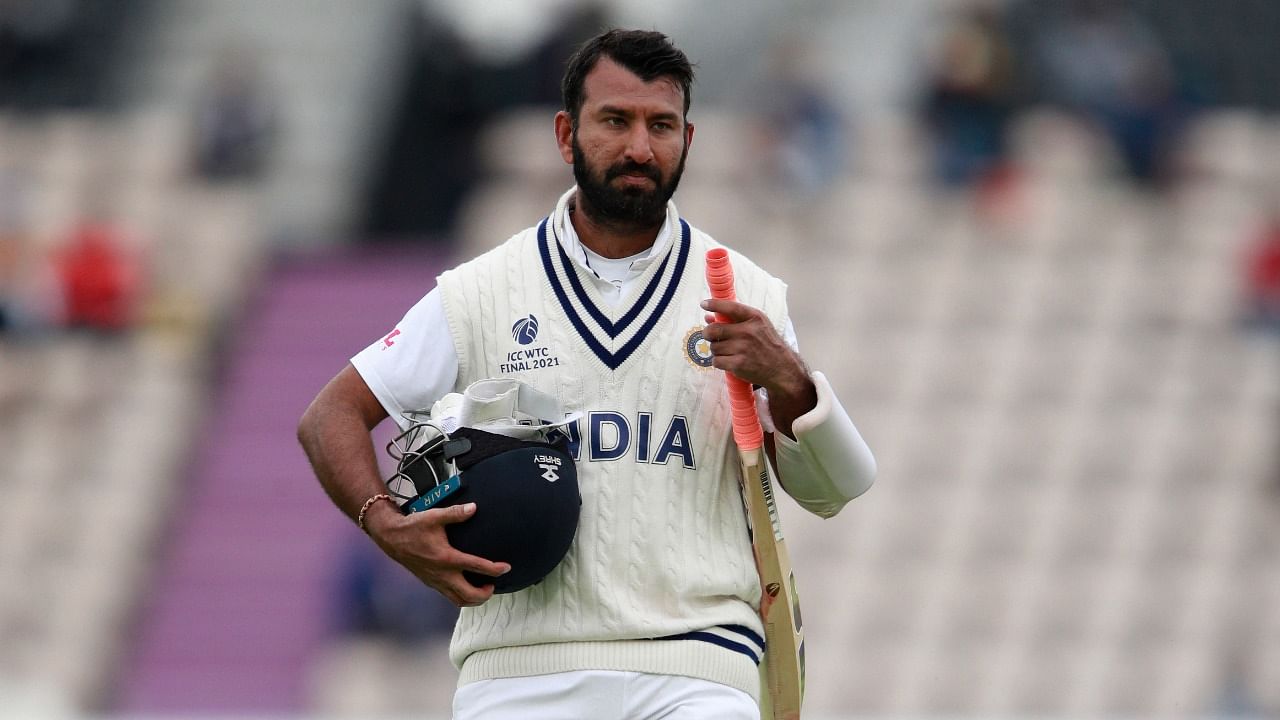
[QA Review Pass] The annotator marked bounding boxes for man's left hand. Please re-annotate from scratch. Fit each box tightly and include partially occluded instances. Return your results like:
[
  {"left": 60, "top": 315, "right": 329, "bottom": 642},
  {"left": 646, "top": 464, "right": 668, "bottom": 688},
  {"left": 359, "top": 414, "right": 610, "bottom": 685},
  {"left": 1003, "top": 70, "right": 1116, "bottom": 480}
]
[{"left": 701, "top": 298, "right": 816, "bottom": 437}]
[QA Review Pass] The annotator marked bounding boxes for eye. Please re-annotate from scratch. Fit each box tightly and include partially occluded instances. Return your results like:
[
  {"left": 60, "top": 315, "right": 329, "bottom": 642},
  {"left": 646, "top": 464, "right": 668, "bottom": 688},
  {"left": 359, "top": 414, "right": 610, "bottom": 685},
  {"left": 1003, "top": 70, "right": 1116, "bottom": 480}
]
[
  {"left": 651, "top": 121, "right": 674, "bottom": 132},
  {"left": 605, "top": 117, "right": 625, "bottom": 128}
]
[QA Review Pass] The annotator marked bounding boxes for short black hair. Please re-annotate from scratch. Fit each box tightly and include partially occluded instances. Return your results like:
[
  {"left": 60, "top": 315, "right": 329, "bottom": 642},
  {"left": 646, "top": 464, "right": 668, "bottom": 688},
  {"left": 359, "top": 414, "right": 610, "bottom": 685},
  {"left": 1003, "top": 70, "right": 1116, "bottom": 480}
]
[{"left": 561, "top": 29, "right": 695, "bottom": 124}]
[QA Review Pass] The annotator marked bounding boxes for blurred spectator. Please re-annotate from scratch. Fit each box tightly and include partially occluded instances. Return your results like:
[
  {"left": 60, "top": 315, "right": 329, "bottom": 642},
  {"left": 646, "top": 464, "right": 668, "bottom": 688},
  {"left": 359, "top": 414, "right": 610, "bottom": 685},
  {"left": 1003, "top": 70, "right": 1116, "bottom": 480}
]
[
  {"left": 360, "top": 9, "right": 484, "bottom": 240},
  {"left": 0, "top": 0, "right": 79, "bottom": 107},
  {"left": 755, "top": 36, "right": 847, "bottom": 199},
  {"left": 191, "top": 46, "right": 277, "bottom": 181},
  {"left": 510, "top": 2, "right": 610, "bottom": 107},
  {"left": 361, "top": 2, "right": 608, "bottom": 240},
  {"left": 0, "top": 0, "right": 141, "bottom": 110},
  {"left": 0, "top": 166, "right": 60, "bottom": 335},
  {"left": 0, "top": 246, "right": 67, "bottom": 336},
  {"left": 1242, "top": 215, "right": 1280, "bottom": 333},
  {"left": 0, "top": 166, "right": 20, "bottom": 332},
  {"left": 1028, "top": 0, "right": 1184, "bottom": 184},
  {"left": 0, "top": 233, "right": 17, "bottom": 333},
  {"left": 923, "top": 5, "right": 1016, "bottom": 189},
  {"left": 53, "top": 221, "right": 141, "bottom": 332}
]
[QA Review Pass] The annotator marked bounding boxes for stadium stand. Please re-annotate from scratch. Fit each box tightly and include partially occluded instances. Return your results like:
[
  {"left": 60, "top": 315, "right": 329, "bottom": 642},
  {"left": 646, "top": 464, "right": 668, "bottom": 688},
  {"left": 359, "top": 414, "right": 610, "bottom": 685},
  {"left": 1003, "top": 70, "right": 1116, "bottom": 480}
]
[
  {"left": 676, "top": 108, "right": 1280, "bottom": 715},
  {"left": 114, "top": 248, "right": 451, "bottom": 714},
  {"left": 0, "top": 108, "right": 256, "bottom": 712}
]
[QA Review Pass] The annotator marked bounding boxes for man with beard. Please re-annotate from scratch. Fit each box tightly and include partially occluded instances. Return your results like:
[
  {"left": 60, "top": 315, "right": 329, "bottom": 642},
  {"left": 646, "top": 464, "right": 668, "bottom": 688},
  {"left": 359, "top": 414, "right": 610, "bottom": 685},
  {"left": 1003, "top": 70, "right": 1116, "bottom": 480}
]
[{"left": 299, "top": 29, "right": 876, "bottom": 719}]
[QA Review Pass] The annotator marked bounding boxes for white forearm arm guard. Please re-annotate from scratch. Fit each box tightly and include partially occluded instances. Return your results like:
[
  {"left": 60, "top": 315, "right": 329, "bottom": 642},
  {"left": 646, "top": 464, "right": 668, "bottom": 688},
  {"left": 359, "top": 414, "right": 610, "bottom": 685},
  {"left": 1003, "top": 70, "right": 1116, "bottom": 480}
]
[{"left": 773, "top": 371, "right": 876, "bottom": 518}]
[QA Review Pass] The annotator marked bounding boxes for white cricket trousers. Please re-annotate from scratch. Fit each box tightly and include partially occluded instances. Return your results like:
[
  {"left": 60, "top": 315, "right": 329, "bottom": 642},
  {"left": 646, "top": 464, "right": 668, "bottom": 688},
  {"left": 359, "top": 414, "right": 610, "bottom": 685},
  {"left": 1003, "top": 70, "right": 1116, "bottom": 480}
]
[{"left": 452, "top": 670, "right": 759, "bottom": 719}]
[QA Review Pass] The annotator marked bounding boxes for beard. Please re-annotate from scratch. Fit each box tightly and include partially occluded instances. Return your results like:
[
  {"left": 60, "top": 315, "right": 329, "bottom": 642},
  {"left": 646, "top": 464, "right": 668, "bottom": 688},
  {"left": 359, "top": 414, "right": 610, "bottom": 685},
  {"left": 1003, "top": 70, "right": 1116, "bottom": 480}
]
[{"left": 571, "top": 132, "right": 687, "bottom": 231}]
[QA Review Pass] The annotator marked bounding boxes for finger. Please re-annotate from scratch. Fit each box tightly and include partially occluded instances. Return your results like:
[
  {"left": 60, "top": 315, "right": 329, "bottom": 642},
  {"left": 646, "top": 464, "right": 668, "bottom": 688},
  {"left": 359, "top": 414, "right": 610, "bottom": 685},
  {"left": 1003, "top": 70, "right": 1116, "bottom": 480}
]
[
  {"left": 450, "top": 577, "right": 496, "bottom": 607},
  {"left": 429, "top": 502, "right": 478, "bottom": 526},
  {"left": 431, "top": 570, "right": 494, "bottom": 607},
  {"left": 446, "top": 549, "right": 512, "bottom": 578},
  {"left": 711, "top": 354, "right": 739, "bottom": 373},
  {"left": 711, "top": 354, "right": 757, "bottom": 380},
  {"left": 706, "top": 336, "right": 751, "bottom": 357},
  {"left": 702, "top": 322, "right": 748, "bottom": 343},
  {"left": 700, "top": 298, "right": 757, "bottom": 322}
]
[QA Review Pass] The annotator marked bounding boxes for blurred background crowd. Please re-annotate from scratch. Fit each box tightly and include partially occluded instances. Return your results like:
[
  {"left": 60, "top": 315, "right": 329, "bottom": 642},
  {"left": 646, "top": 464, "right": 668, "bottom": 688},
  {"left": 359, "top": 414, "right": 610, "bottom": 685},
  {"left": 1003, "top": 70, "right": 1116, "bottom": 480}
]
[{"left": 0, "top": 0, "right": 1278, "bottom": 718}]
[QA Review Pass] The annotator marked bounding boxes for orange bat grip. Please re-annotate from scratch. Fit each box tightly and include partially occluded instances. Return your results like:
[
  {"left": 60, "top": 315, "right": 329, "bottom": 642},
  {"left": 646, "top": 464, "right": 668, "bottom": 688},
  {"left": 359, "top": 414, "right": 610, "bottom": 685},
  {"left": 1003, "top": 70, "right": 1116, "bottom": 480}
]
[{"left": 705, "top": 248, "right": 764, "bottom": 452}]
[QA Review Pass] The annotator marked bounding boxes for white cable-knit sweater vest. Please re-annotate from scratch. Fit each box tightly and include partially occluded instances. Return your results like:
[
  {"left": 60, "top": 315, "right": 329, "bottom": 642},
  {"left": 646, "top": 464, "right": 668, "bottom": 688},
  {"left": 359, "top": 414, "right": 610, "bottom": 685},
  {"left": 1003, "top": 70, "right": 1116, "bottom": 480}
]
[{"left": 437, "top": 207, "right": 788, "bottom": 701}]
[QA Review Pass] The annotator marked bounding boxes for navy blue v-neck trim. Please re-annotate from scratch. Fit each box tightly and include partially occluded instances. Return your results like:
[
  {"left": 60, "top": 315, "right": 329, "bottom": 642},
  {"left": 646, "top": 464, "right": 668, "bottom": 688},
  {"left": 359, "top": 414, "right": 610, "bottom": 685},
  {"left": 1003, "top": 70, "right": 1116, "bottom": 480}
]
[{"left": 538, "top": 217, "right": 691, "bottom": 371}]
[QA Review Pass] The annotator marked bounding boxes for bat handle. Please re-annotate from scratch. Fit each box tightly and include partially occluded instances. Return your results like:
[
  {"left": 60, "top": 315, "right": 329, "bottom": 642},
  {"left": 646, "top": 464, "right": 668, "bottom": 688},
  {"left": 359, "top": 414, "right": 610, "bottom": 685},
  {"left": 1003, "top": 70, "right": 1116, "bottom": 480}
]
[{"left": 705, "top": 248, "right": 764, "bottom": 451}]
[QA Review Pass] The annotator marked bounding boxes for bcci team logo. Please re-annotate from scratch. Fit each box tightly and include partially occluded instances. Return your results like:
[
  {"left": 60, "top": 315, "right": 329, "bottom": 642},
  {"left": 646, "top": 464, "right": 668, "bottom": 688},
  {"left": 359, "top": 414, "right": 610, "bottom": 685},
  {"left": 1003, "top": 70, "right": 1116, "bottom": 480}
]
[
  {"left": 512, "top": 314, "right": 539, "bottom": 345},
  {"left": 683, "top": 326, "right": 713, "bottom": 368}
]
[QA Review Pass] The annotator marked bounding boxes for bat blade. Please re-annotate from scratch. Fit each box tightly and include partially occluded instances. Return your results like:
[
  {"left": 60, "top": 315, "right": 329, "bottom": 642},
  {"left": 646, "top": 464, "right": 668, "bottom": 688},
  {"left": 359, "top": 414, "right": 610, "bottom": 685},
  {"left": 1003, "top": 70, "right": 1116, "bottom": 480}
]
[
  {"left": 740, "top": 449, "right": 804, "bottom": 720},
  {"left": 706, "top": 247, "right": 804, "bottom": 719}
]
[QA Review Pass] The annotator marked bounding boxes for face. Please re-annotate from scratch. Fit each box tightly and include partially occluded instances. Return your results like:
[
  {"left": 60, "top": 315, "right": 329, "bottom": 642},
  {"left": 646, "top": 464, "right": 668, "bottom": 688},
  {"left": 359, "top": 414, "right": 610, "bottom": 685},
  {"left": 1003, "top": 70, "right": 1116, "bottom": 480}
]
[{"left": 556, "top": 57, "right": 694, "bottom": 230}]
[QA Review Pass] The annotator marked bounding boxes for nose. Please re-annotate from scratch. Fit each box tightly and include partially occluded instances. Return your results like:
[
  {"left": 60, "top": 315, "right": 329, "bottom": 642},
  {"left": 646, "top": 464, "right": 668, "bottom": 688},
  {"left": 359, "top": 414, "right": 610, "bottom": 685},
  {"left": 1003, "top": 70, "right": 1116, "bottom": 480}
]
[{"left": 623, "top": 126, "right": 654, "bottom": 165}]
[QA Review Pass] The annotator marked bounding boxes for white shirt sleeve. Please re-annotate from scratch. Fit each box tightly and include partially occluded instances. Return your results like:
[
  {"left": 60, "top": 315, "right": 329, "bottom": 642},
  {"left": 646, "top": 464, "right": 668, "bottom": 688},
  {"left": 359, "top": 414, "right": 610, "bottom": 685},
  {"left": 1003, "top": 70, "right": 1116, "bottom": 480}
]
[
  {"left": 350, "top": 287, "right": 459, "bottom": 430},
  {"left": 771, "top": 372, "right": 877, "bottom": 518}
]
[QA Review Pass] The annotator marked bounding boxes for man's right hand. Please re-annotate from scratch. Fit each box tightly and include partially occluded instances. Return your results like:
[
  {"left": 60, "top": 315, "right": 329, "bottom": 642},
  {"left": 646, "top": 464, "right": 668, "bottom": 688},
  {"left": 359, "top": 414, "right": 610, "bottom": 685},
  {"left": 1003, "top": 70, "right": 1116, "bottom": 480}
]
[{"left": 364, "top": 500, "right": 511, "bottom": 607}]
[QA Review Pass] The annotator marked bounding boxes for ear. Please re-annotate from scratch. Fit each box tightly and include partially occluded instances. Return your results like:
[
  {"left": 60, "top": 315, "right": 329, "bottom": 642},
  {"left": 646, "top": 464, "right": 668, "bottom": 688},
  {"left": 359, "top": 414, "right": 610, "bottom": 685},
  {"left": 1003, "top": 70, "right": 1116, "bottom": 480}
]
[
  {"left": 685, "top": 120, "right": 695, "bottom": 151},
  {"left": 554, "top": 111, "right": 575, "bottom": 165}
]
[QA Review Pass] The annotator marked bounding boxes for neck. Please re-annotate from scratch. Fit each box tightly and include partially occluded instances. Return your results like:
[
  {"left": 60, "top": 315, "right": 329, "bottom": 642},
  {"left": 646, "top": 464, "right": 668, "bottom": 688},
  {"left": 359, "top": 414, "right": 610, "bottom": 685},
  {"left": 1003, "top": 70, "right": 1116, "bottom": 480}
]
[{"left": 568, "top": 193, "right": 663, "bottom": 259}]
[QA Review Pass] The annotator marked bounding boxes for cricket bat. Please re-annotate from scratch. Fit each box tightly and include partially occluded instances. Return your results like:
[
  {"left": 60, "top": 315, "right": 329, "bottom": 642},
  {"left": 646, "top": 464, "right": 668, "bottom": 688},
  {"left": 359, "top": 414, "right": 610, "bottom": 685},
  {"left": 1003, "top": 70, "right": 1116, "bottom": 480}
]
[{"left": 706, "top": 248, "right": 805, "bottom": 720}]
